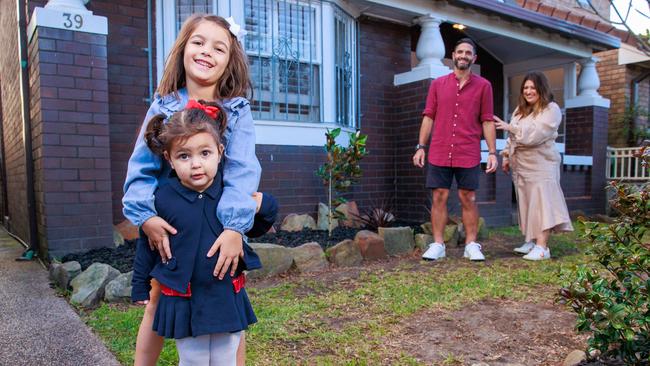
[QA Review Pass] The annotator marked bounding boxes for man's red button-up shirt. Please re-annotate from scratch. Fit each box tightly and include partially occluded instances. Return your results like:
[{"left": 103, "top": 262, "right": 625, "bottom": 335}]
[{"left": 422, "top": 72, "right": 494, "bottom": 168}]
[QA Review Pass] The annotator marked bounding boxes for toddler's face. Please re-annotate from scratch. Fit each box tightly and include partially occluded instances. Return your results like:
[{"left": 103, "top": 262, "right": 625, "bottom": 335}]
[{"left": 165, "top": 132, "right": 222, "bottom": 192}]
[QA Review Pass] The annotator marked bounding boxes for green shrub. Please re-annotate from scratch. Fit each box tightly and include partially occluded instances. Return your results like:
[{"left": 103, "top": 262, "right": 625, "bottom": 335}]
[{"left": 559, "top": 146, "right": 649, "bottom": 365}]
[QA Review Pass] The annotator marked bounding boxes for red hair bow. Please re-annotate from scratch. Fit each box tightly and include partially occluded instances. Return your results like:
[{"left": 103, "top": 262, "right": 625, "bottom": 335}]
[{"left": 186, "top": 99, "right": 220, "bottom": 119}]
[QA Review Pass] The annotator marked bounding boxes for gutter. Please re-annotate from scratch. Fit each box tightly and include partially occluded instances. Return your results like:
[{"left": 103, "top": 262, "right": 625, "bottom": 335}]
[
  {"left": 16, "top": 0, "right": 40, "bottom": 258},
  {"left": 450, "top": 0, "right": 621, "bottom": 50}
]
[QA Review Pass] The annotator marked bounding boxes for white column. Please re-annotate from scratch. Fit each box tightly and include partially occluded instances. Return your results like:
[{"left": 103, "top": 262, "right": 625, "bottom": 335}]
[
  {"left": 394, "top": 14, "right": 451, "bottom": 86},
  {"left": 44, "top": 0, "right": 91, "bottom": 13},
  {"left": 322, "top": 3, "right": 336, "bottom": 124},
  {"left": 565, "top": 57, "right": 610, "bottom": 108}
]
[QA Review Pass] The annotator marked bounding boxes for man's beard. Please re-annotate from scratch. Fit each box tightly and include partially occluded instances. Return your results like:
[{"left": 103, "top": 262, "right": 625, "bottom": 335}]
[{"left": 454, "top": 58, "right": 472, "bottom": 70}]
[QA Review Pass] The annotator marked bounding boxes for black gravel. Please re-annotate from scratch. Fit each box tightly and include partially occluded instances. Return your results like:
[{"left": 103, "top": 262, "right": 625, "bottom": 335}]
[{"left": 59, "top": 220, "right": 424, "bottom": 272}]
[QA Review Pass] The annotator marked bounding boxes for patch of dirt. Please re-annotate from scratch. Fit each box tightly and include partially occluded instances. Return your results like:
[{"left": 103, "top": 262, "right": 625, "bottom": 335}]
[{"left": 395, "top": 298, "right": 588, "bottom": 365}]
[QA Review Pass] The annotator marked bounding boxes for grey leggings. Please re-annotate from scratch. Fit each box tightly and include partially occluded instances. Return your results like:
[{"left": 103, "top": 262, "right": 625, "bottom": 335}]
[{"left": 176, "top": 331, "right": 242, "bottom": 366}]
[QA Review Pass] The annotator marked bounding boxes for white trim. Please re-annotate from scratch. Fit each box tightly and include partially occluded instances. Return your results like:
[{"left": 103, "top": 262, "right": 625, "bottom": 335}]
[
  {"left": 565, "top": 95, "right": 610, "bottom": 108},
  {"left": 28, "top": 7, "right": 107, "bottom": 41},
  {"left": 365, "top": 0, "right": 594, "bottom": 58},
  {"left": 254, "top": 120, "right": 354, "bottom": 146},
  {"left": 618, "top": 43, "right": 650, "bottom": 66},
  {"left": 563, "top": 155, "right": 592, "bottom": 166},
  {"left": 322, "top": 3, "right": 336, "bottom": 124}
]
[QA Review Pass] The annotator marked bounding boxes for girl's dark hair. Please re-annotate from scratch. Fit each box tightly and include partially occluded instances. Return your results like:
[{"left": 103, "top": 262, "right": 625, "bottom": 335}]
[
  {"left": 156, "top": 14, "right": 252, "bottom": 99},
  {"left": 144, "top": 100, "right": 227, "bottom": 155},
  {"left": 514, "top": 71, "right": 554, "bottom": 118}
]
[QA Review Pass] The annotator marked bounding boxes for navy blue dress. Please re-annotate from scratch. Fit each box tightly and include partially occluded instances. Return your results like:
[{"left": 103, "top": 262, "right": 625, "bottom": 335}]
[{"left": 131, "top": 173, "right": 271, "bottom": 339}]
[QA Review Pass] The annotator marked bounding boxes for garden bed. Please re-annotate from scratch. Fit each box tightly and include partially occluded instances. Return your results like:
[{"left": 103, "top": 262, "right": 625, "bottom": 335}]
[{"left": 62, "top": 220, "right": 423, "bottom": 272}]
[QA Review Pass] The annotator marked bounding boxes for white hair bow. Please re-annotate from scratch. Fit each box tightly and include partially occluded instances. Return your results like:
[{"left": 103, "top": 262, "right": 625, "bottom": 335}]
[{"left": 225, "top": 16, "right": 247, "bottom": 42}]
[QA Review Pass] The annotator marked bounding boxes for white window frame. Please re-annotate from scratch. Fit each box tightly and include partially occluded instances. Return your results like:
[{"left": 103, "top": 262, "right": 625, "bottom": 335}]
[{"left": 155, "top": 0, "right": 359, "bottom": 146}]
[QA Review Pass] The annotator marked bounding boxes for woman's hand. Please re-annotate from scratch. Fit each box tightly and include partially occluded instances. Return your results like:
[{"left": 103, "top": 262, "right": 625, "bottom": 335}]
[
  {"left": 141, "top": 216, "right": 177, "bottom": 261},
  {"left": 493, "top": 115, "right": 511, "bottom": 132},
  {"left": 502, "top": 159, "right": 510, "bottom": 174},
  {"left": 207, "top": 229, "right": 244, "bottom": 280}
]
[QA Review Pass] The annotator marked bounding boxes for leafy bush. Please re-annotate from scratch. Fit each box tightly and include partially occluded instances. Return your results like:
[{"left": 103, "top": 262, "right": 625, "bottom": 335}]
[
  {"left": 315, "top": 128, "right": 368, "bottom": 234},
  {"left": 559, "top": 145, "right": 650, "bottom": 365}
]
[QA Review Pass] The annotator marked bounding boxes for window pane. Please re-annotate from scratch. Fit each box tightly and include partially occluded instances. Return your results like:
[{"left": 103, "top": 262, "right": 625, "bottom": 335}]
[
  {"left": 335, "top": 10, "right": 354, "bottom": 127},
  {"left": 176, "top": 0, "right": 213, "bottom": 31},
  {"left": 244, "top": 0, "right": 321, "bottom": 122}
]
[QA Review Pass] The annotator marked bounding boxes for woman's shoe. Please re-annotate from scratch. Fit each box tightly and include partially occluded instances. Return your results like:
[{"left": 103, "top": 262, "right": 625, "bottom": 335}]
[
  {"left": 513, "top": 241, "right": 535, "bottom": 254},
  {"left": 523, "top": 245, "right": 550, "bottom": 261}
]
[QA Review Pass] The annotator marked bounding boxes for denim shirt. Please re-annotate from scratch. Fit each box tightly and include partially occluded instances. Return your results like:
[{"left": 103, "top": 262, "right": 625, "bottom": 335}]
[{"left": 122, "top": 88, "right": 261, "bottom": 234}]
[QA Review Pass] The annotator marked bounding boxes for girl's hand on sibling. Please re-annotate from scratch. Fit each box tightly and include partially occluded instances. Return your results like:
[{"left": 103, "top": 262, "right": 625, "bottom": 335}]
[
  {"left": 141, "top": 216, "right": 177, "bottom": 262},
  {"left": 252, "top": 192, "right": 263, "bottom": 213},
  {"left": 207, "top": 229, "right": 244, "bottom": 280}
]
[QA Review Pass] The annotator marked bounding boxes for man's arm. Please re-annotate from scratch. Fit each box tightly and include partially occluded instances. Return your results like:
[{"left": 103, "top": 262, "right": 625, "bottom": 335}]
[{"left": 413, "top": 116, "right": 433, "bottom": 168}]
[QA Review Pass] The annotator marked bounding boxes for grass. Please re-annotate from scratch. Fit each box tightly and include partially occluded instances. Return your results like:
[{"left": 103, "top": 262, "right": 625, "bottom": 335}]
[{"left": 84, "top": 225, "right": 588, "bottom": 365}]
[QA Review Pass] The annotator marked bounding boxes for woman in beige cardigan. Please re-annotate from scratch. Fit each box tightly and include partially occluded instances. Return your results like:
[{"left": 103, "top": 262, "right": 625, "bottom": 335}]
[{"left": 493, "top": 71, "right": 573, "bottom": 260}]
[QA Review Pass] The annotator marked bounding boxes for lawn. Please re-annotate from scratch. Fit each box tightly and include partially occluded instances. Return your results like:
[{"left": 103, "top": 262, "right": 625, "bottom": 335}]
[{"left": 84, "top": 225, "right": 589, "bottom": 365}]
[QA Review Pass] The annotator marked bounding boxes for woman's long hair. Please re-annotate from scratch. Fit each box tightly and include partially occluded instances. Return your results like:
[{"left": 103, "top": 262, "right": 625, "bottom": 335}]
[
  {"left": 514, "top": 71, "right": 553, "bottom": 118},
  {"left": 156, "top": 14, "right": 251, "bottom": 99}
]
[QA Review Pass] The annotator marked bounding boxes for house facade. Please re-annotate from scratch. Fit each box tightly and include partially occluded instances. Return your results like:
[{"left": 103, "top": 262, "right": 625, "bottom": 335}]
[{"left": 0, "top": 0, "right": 621, "bottom": 257}]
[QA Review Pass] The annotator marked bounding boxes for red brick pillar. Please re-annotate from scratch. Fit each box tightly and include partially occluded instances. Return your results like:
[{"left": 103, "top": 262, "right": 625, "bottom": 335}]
[
  {"left": 564, "top": 57, "right": 610, "bottom": 214},
  {"left": 28, "top": 5, "right": 112, "bottom": 256}
]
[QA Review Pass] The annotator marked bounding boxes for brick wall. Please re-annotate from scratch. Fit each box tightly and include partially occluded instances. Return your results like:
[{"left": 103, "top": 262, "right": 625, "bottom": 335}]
[
  {"left": 87, "top": 0, "right": 152, "bottom": 224},
  {"left": 0, "top": 1, "right": 30, "bottom": 241},
  {"left": 28, "top": 26, "right": 114, "bottom": 256}
]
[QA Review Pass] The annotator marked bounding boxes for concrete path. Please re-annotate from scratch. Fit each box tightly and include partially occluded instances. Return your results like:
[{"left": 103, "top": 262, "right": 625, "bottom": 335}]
[{"left": 0, "top": 230, "right": 120, "bottom": 366}]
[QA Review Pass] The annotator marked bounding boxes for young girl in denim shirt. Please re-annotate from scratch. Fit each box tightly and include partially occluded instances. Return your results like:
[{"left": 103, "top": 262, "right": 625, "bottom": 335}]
[{"left": 123, "top": 14, "right": 261, "bottom": 366}]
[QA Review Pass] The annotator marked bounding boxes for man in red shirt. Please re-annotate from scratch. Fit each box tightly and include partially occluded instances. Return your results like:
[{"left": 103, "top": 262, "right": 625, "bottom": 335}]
[{"left": 412, "top": 38, "right": 498, "bottom": 261}]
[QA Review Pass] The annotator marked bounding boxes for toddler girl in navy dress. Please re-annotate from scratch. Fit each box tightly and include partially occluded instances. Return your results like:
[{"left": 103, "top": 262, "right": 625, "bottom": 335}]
[{"left": 131, "top": 100, "right": 276, "bottom": 365}]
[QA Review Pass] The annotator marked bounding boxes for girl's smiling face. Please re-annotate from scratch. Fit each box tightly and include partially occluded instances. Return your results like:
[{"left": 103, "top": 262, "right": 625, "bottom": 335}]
[
  {"left": 522, "top": 79, "right": 540, "bottom": 105},
  {"left": 183, "top": 20, "right": 231, "bottom": 90},
  {"left": 165, "top": 132, "right": 222, "bottom": 192}
]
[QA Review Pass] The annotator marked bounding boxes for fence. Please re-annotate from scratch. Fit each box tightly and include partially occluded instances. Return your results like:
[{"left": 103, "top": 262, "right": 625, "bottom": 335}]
[{"left": 606, "top": 146, "right": 650, "bottom": 182}]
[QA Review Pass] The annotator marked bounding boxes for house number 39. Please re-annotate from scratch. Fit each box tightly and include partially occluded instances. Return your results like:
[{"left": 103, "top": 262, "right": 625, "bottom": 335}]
[{"left": 62, "top": 13, "right": 83, "bottom": 29}]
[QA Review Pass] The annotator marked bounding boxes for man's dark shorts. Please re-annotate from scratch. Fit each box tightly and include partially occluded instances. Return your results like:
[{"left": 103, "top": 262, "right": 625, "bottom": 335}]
[{"left": 426, "top": 164, "right": 480, "bottom": 191}]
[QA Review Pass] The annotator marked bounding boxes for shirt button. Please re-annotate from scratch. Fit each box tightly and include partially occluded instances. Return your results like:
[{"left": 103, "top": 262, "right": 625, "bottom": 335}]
[
  {"left": 198, "top": 194, "right": 203, "bottom": 199},
  {"left": 451, "top": 144, "right": 454, "bottom": 147},
  {"left": 454, "top": 114, "right": 457, "bottom": 117},
  {"left": 453, "top": 124, "right": 457, "bottom": 127}
]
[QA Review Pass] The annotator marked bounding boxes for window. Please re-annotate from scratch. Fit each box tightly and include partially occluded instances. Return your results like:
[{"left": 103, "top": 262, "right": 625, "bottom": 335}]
[{"left": 157, "top": 0, "right": 358, "bottom": 130}]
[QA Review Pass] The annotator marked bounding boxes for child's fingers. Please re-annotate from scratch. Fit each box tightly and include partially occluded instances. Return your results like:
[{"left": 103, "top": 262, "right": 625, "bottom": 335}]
[
  {"left": 218, "top": 257, "right": 233, "bottom": 280},
  {"left": 230, "top": 256, "right": 239, "bottom": 277},
  {"left": 162, "top": 235, "right": 172, "bottom": 260},
  {"left": 213, "top": 254, "right": 226, "bottom": 277},
  {"left": 162, "top": 221, "right": 177, "bottom": 235},
  {"left": 156, "top": 239, "right": 167, "bottom": 263},
  {"left": 206, "top": 239, "right": 221, "bottom": 258},
  {"left": 147, "top": 238, "right": 155, "bottom": 251}
]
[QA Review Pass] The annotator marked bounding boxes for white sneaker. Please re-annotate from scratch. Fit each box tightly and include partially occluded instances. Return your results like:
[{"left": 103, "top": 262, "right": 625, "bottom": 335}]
[
  {"left": 514, "top": 241, "right": 535, "bottom": 254},
  {"left": 422, "top": 243, "right": 445, "bottom": 261},
  {"left": 523, "top": 245, "right": 551, "bottom": 261},
  {"left": 463, "top": 242, "right": 485, "bottom": 261}
]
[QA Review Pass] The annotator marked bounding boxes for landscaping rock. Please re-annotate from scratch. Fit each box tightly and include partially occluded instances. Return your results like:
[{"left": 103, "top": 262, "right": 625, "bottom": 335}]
[
  {"left": 115, "top": 219, "right": 139, "bottom": 240},
  {"left": 104, "top": 271, "right": 133, "bottom": 303},
  {"left": 281, "top": 213, "right": 317, "bottom": 232},
  {"left": 569, "top": 209, "right": 587, "bottom": 221},
  {"left": 420, "top": 222, "right": 432, "bottom": 235},
  {"left": 354, "top": 230, "right": 386, "bottom": 260},
  {"left": 378, "top": 226, "right": 415, "bottom": 255},
  {"left": 113, "top": 228, "right": 124, "bottom": 247},
  {"left": 336, "top": 201, "right": 362, "bottom": 228},
  {"left": 562, "top": 350, "right": 586, "bottom": 366},
  {"left": 70, "top": 263, "right": 120, "bottom": 307},
  {"left": 414, "top": 234, "right": 434, "bottom": 251},
  {"left": 326, "top": 239, "right": 362, "bottom": 267},
  {"left": 444, "top": 224, "right": 459, "bottom": 244},
  {"left": 49, "top": 261, "right": 82, "bottom": 289},
  {"left": 316, "top": 203, "right": 338, "bottom": 231},
  {"left": 247, "top": 243, "right": 293, "bottom": 278},
  {"left": 290, "top": 242, "right": 328, "bottom": 273}
]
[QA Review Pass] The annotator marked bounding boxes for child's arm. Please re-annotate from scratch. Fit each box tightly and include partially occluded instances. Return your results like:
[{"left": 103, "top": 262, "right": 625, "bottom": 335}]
[
  {"left": 208, "top": 102, "right": 261, "bottom": 279},
  {"left": 131, "top": 230, "right": 157, "bottom": 304},
  {"left": 122, "top": 98, "right": 177, "bottom": 259},
  {"left": 245, "top": 193, "right": 278, "bottom": 238}
]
